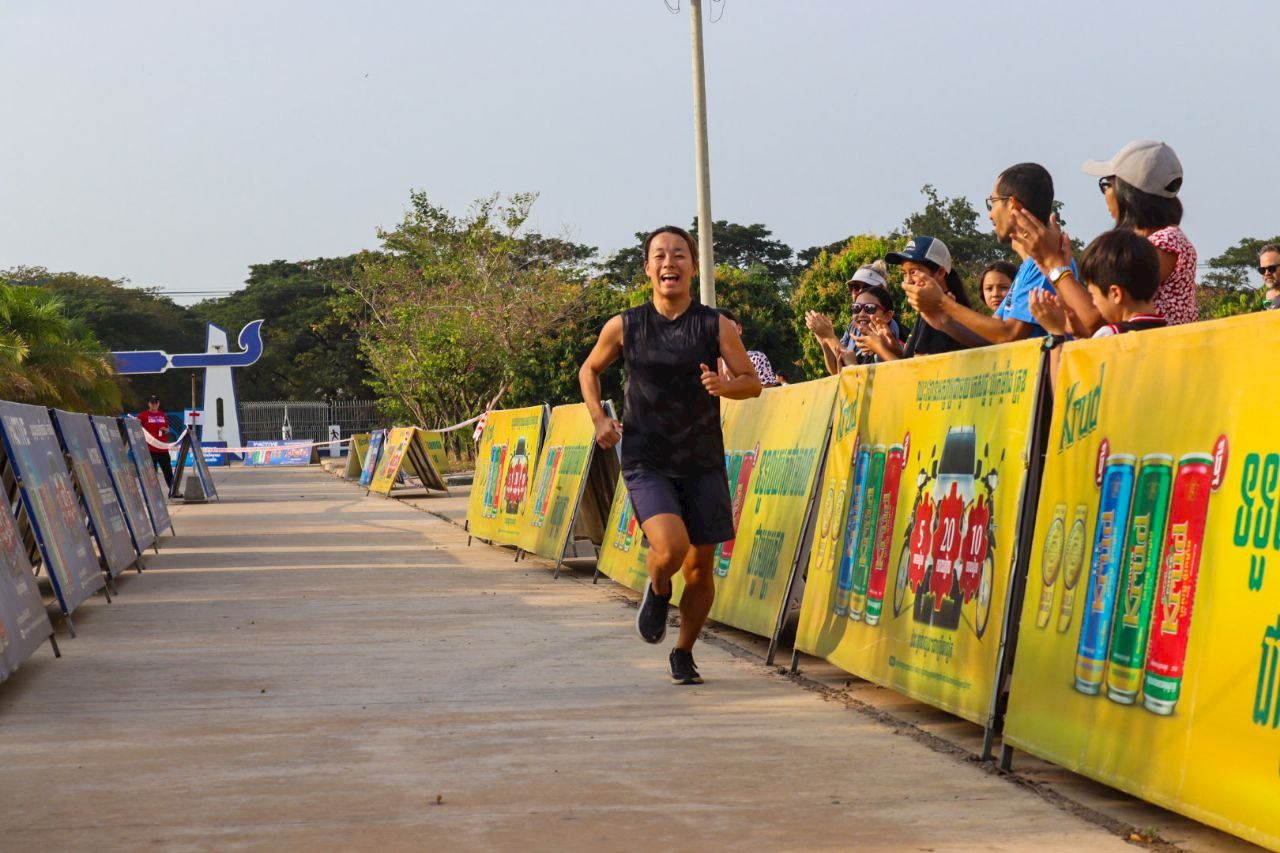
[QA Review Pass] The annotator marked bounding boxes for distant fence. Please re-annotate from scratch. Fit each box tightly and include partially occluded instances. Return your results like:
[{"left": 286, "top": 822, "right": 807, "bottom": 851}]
[{"left": 238, "top": 400, "right": 380, "bottom": 444}]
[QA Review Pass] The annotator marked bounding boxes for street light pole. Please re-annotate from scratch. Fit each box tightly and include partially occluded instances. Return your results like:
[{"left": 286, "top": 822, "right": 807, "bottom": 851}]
[{"left": 689, "top": 0, "right": 715, "bottom": 307}]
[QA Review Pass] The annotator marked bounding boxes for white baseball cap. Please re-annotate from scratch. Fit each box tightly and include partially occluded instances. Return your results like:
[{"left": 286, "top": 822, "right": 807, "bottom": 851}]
[
  {"left": 1083, "top": 140, "right": 1183, "bottom": 198},
  {"left": 846, "top": 266, "right": 887, "bottom": 289}
]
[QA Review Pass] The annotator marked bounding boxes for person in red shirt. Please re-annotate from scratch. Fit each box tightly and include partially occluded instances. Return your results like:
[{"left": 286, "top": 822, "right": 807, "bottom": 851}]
[{"left": 138, "top": 396, "right": 174, "bottom": 488}]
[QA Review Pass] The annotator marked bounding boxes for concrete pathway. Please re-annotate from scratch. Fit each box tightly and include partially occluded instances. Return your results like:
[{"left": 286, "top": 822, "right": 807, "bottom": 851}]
[{"left": 0, "top": 467, "right": 1145, "bottom": 850}]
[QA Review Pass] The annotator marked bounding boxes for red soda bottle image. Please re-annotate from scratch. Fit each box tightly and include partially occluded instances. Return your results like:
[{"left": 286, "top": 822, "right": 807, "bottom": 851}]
[
  {"left": 908, "top": 494, "right": 934, "bottom": 593},
  {"left": 930, "top": 482, "right": 965, "bottom": 612},
  {"left": 865, "top": 443, "right": 904, "bottom": 626},
  {"left": 503, "top": 437, "right": 530, "bottom": 515},
  {"left": 1142, "top": 452, "right": 1213, "bottom": 715},
  {"left": 959, "top": 495, "right": 990, "bottom": 601},
  {"left": 715, "top": 443, "right": 759, "bottom": 578}
]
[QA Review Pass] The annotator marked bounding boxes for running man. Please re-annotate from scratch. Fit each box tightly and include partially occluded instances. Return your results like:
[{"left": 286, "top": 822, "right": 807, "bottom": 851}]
[{"left": 579, "top": 225, "right": 762, "bottom": 684}]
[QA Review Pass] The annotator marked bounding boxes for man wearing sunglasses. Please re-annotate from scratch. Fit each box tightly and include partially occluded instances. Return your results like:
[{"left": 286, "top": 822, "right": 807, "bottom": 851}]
[
  {"left": 1260, "top": 244, "right": 1280, "bottom": 310},
  {"left": 906, "top": 162, "right": 1063, "bottom": 346}
]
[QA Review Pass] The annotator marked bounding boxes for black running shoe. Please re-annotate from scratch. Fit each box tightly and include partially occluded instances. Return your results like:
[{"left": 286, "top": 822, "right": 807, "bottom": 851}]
[
  {"left": 636, "top": 583, "right": 670, "bottom": 644},
  {"left": 669, "top": 648, "right": 703, "bottom": 685}
]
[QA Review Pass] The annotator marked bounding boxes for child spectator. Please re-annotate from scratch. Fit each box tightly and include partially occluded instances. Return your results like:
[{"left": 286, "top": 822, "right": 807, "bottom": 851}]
[
  {"left": 979, "top": 261, "right": 1019, "bottom": 313},
  {"left": 1029, "top": 229, "right": 1166, "bottom": 383}
]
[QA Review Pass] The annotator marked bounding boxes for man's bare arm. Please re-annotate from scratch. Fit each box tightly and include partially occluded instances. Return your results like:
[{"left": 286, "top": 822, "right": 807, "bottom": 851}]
[
  {"left": 710, "top": 316, "right": 763, "bottom": 400},
  {"left": 579, "top": 316, "right": 624, "bottom": 448}
]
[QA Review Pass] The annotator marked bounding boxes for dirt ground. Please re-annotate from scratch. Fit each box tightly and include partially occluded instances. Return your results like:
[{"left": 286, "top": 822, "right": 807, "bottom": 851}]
[{"left": 0, "top": 466, "right": 1255, "bottom": 851}]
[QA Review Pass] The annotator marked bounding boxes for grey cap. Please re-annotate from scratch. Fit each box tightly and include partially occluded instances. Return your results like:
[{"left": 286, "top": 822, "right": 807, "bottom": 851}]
[{"left": 1083, "top": 139, "right": 1183, "bottom": 198}]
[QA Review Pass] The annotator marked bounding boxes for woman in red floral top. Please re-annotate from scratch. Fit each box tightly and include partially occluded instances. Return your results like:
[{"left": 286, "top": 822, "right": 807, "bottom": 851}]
[{"left": 1085, "top": 139, "right": 1198, "bottom": 325}]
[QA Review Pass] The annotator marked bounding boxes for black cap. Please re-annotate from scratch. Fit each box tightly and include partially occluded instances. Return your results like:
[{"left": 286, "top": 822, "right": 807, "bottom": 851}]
[{"left": 148, "top": 395, "right": 160, "bottom": 403}]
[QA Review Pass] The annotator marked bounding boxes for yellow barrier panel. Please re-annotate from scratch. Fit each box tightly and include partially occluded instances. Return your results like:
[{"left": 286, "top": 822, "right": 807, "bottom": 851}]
[
  {"left": 1004, "top": 313, "right": 1280, "bottom": 850},
  {"left": 516, "top": 403, "right": 619, "bottom": 563},
  {"left": 598, "top": 377, "right": 837, "bottom": 639},
  {"left": 466, "top": 406, "right": 547, "bottom": 545},
  {"left": 344, "top": 432, "right": 371, "bottom": 480},
  {"left": 794, "top": 340, "right": 1042, "bottom": 726},
  {"left": 369, "top": 427, "right": 414, "bottom": 495},
  {"left": 369, "top": 427, "right": 449, "bottom": 496},
  {"left": 420, "top": 430, "right": 449, "bottom": 476}
]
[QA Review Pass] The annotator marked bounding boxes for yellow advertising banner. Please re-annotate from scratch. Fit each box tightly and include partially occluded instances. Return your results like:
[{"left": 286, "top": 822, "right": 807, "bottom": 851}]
[
  {"left": 1004, "top": 313, "right": 1280, "bottom": 850},
  {"left": 344, "top": 432, "right": 371, "bottom": 479},
  {"left": 369, "top": 427, "right": 415, "bottom": 495},
  {"left": 516, "top": 403, "right": 618, "bottom": 562},
  {"left": 466, "top": 406, "right": 546, "bottom": 545},
  {"left": 794, "top": 340, "right": 1042, "bottom": 726},
  {"left": 368, "top": 427, "right": 449, "bottom": 496},
  {"left": 420, "top": 430, "right": 449, "bottom": 476},
  {"left": 598, "top": 377, "right": 837, "bottom": 639}
]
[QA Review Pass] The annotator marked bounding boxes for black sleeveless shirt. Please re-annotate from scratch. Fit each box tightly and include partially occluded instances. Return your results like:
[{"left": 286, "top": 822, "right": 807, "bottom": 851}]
[{"left": 620, "top": 301, "right": 724, "bottom": 476}]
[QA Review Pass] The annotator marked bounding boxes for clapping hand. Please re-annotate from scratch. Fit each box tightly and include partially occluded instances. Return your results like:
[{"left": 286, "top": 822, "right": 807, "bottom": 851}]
[
  {"left": 805, "top": 310, "right": 836, "bottom": 340},
  {"left": 1028, "top": 289, "right": 1069, "bottom": 336},
  {"left": 1012, "top": 210, "right": 1072, "bottom": 276}
]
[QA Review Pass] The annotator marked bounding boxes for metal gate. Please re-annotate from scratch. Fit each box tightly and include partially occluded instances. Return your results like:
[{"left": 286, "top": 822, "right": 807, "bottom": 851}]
[{"left": 237, "top": 400, "right": 381, "bottom": 443}]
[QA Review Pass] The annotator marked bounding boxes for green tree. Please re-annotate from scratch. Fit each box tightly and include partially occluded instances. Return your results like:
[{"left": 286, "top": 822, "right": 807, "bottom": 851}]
[
  {"left": 688, "top": 220, "right": 797, "bottom": 282},
  {"left": 0, "top": 281, "right": 121, "bottom": 412},
  {"left": 194, "top": 257, "right": 371, "bottom": 402},
  {"left": 508, "top": 276, "right": 630, "bottom": 411},
  {"left": 2, "top": 266, "right": 202, "bottom": 409},
  {"left": 713, "top": 264, "right": 803, "bottom": 380},
  {"left": 334, "top": 191, "right": 592, "bottom": 430}
]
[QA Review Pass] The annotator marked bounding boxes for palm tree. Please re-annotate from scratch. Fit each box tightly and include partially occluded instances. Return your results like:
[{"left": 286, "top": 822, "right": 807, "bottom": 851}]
[{"left": 0, "top": 282, "right": 122, "bottom": 412}]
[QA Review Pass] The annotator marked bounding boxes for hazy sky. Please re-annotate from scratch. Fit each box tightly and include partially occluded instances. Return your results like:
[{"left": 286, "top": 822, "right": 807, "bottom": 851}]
[{"left": 2, "top": 1, "right": 1276, "bottom": 303}]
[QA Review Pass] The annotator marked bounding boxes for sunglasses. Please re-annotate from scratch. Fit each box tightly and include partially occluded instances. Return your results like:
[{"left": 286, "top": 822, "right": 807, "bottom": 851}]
[
  {"left": 850, "top": 303, "right": 882, "bottom": 315},
  {"left": 1098, "top": 176, "right": 1114, "bottom": 194},
  {"left": 1261, "top": 264, "right": 1280, "bottom": 276},
  {"left": 984, "top": 195, "right": 1011, "bottom": 212}
]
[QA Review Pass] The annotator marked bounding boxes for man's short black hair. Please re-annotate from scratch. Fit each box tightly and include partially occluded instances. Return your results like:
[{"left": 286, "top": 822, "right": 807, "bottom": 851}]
[
  {"left": 996, "top": 162, "right": 1054, "bottom": 224},
  {"left": 1078, "top": 229, "right": 1161, "bottom": 301},
  {"left": 644, "top": 225, "right": 697, "bottom": 259},
  {"left": 1113, "top": 177, "right": 1183, "bottom": 231},
  {"left": 716, "top": 308, "right": 738, "bottom": 323}
]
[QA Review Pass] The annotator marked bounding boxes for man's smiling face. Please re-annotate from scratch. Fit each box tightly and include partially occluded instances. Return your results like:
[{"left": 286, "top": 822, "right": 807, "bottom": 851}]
[{"left": 645, "top": 233, "right": 696, "bottom": 298}]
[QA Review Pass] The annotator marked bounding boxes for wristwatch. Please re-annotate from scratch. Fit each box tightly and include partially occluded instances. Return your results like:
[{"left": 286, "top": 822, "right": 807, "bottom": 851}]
[
  {"left": 1042, "top": 333, "right": 1067, "bottom": 351},
  {"left": 1048, "top": 265, "right": 1073, "bottom": 285}
]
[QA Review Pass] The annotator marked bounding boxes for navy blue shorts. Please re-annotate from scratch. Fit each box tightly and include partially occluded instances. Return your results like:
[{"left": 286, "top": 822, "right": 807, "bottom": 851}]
[{"left": 622, "top": 466, "right": 734, "bottom": 546}]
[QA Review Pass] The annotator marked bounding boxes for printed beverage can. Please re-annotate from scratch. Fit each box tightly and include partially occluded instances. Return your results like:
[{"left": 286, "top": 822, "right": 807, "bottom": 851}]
[
  {"left": 714, "top": 452, "right": 744, "bottom": 577},
  {"left": 814, "top": 479, "right": 839, "bottom": 573},
  {"left": 1143, "top": 453, "right": 1213, "bottom": 715},
  {"left": 849, "top": 445, "right": 885, "bottom": 621},
  {"left": 715, "top": 443, "right": 760, "bottom": 577},
  {"left": 1074, "top": 454, "right": 1135, "bottom": 695},
  {"left": 1107, "top": 454, "right": 1173, "bottom": 704},
  {"left": 532, "top": 446, "right": 563, "bottom": 523},
  {"left": 1037, "top": 504, "right": 1068, "bottom": 628},
  {"left": 1056, "top": 504, "right": 1089, "bottom": 633},
  {"left": 834, "top": 447, "right": 870, "bottom": 617},
  {"left": 865, "top": 444, "right": 904, "bottom": 626}
]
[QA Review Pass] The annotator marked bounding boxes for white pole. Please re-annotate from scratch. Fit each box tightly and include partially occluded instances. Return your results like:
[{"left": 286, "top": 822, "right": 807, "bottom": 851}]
[{"left": 689, "top": 0, "right": 715, "bottom": 307}]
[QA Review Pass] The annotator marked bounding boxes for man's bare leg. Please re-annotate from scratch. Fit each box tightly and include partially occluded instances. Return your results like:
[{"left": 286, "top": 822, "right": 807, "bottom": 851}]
[
  {"left": 639, "top": 513, "right": 690, "bottom": 595},
  {"left": 675, "top": 544, "right": 716, "bottom": 651}
]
